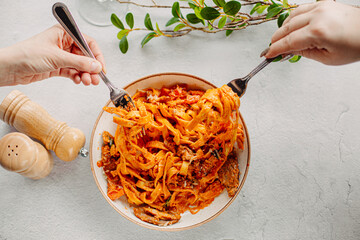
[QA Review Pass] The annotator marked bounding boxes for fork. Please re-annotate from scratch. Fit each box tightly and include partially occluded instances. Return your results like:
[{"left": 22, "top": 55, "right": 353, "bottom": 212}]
[
  {"left": 52, "top": 2, "right": 135, "bottom": 110},
  {"left": 227, "top": 52, "right": 294, "bottom": 97}
]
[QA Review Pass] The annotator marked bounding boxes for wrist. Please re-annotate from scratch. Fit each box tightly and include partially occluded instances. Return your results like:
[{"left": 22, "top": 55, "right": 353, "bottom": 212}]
[
  {"left": 0, "top": 47, "right": 12, "bottom": 86},
  {"left": 0, "top": 46, "right": 20, "bottom": 86},
  {"left": 0, "top": 44, "right": 29, "bottom": 86},
  {"left": 344, "top": 5, "right": 360, "bottom": 63},
  {"left": 354, "top": 9, "right": 360, "bottom": 62}
]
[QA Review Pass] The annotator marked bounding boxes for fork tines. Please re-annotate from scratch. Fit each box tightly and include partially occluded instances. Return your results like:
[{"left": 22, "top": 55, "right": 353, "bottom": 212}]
[
  {"left": 227, "top": 80, "right": 246, "bottom": 98},
  {"left": 112, "top": 92, "right": 135, "bottom": 111},
  {"left": 112, "top": 91, "right": 146, "bottom": 138}
]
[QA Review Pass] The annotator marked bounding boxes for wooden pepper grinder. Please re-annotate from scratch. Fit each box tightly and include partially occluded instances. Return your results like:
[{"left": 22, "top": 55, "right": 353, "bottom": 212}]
[
  {"left": 0, "top": 90, "right": 87, "bottom": 162},
  {"left": 0, "top": 132, "right": 53, "bottom": 179}
]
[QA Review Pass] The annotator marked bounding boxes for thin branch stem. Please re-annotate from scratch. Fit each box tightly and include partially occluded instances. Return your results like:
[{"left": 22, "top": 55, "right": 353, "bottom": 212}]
[
  {"left": 114, "top": 1, "right": 297, "bottom": 39},
  {"left": 116, "top": 0, "right": 191, "bottom": 9},
  {"left": 241, "top": 0, "right": 270, "bottom": 6},
  {"left": 116, "top": 0, "right": 269, "bottom": 9}
]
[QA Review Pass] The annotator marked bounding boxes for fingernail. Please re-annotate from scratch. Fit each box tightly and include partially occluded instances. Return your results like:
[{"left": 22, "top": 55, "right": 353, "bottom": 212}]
[
  {"left": 90, "top": 61, "right": 102, "bottom": 72},
  {"left": 260, "top": 47, "right": 270, "bottom": 57}
]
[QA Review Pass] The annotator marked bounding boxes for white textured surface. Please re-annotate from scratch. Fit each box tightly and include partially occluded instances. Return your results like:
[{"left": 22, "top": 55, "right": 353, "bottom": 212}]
[{"left": 1, "top": 1, "right": 360, "bottom": 239}]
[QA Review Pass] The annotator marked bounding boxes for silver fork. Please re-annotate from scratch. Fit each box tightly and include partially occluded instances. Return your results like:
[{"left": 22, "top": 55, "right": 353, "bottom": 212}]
[
  {"left": 52, "top": 2, "right": 135, "bottom": 110},
  {"left": 227, "top": 52, "right": 294, "bottom": 97}
]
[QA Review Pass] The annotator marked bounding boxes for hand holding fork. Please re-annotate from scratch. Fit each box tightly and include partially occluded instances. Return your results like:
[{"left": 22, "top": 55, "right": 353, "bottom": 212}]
[{"left": 52, "top": 2, "right": 135, "bottom": 110}]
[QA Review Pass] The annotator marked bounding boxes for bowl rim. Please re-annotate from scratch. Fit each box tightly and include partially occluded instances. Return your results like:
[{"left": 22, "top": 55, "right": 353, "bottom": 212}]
[{"left": 90, "top": 72, "right": 251, "bottom": 231}]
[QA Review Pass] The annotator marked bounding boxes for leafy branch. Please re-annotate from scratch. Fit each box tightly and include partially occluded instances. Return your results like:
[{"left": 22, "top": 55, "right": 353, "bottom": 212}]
[{"left": 111, "top": 0, "right": 300, "bottom": 62}]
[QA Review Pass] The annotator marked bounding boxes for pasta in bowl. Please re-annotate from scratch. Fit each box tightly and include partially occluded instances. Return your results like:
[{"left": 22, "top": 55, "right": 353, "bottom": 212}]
[{"left": 90, "top": 73, "right": 250, "bottom": 231}]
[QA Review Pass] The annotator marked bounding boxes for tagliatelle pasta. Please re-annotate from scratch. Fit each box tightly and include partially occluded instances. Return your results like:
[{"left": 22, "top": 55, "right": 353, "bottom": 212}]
[{"left": 97, "top": 84, "right": 244, "bottom": 226}]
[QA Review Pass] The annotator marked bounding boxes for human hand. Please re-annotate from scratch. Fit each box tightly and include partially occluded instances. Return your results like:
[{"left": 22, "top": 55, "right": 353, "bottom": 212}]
[
  {"left": 0, "top": 24, "right": 106, "bottom": 86},
  {"left": 265, "top": 1, "right": 360, "bottom": 65}
]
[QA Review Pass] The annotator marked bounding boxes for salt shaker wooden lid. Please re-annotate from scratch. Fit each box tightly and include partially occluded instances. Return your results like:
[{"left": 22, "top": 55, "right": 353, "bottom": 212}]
[{"left": 0, "top": 132, "right": 53, "bottom": 179}]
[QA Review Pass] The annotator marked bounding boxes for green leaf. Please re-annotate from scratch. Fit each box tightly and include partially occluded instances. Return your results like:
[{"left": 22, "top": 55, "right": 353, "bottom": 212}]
[
  {"left": 141, "top": 32, "right": 157, "bottom": 48},
  {"left": 289, "top": 55, "right": 301, "bottom": 63},
  {"left": 166, "top": 17, "right": 180, "bottom": 27},
  {"left": 266, "top": 6, "right": 283, "bottom": 19},
  {"left": 187, "top": 13, "right": 202, "bottom": 24},
  {"left": 174, "top": 23, "right": 186, "bottom": 32},
  {"left": 277, "top": 12, "right": 289, "bottom": 27},
  {"left": 267, "top": 3, "right": 279, "bottom": 12},
  {"left": 250, "top": 3, "right": 261, "bottom": 15},
  {"left": 272, "top": 55, "right": 283, "bottom": 62},
  {"left": 224, "top": 1, "right": 241, "bottom": 16},
  {"left": 200, "top": 7, "right": 220, "bottom": 20},
  {"left": 172, "top": 2, "right": 181, "bottom": 18},
  {"left": 188, "top": 3, "right": 197, "bottom": 9},
  {"left": 111, "top": 13, "right": 124, "bottom": 30},
  {"left": 194, "top": 7, "right": 204, "bottom": 20},
  {"left": 283, "top": 0, "right": 289, "bottom": 8},
  {"left": 117, "top": 29, "right": 129, "bottom": 40},
  {"left": 213, "top": 0, "right": 226, "bottom": 7},
  {"left": 155, "top": 22, "right": 164, "bottom": 35},
  {"left": 226, "top": 29, "right": 233, "bottom": 36},
  {"left": 125, "top": 13, "right": 134, "bottom": 29},
  {"left": 181, "top": 0, "right": 195, "bottom": 3},
  {"left": 144, "top": 13, "right": 154, "bottom": 30},
  {"left": 218, "top": 15, "right": 227, "bottom": 29},
  {"left": 119, "top": 36, "right": 128, "bottom": 53},
  {"left": 256, "top": 5, "right": 268, "bottom": 14}
]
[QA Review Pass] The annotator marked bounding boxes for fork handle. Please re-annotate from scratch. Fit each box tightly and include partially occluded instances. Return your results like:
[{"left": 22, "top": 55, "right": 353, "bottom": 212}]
[
  {"left": 52, "top": 2, "right": 95, "bottom": 59},
  {"left": 243, "top": 57, "right": 275, "bottom": 82},
  {"left": 52, "top": 2, "right": 115, "bottom": 90},
  {"left": 243, "top": 54, "right": 294, "bottom": 82}
]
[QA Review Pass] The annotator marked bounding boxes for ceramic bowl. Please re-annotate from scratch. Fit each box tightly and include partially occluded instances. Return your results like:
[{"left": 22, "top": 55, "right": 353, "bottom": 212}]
[{"left": 90, "top": 72, "right": 251, "bottom": 231}]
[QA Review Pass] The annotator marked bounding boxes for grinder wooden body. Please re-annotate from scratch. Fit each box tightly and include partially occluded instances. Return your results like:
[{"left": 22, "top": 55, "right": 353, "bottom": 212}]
[{"left": 0, "top": 90, "right": 85, "bottom": 162}]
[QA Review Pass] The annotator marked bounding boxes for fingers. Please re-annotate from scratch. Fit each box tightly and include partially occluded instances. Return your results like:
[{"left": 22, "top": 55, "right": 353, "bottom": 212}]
[
  {"left": 64, "top": 33, "right": 106, "bottom": 73},
  {"left": 281, "top": 3, "right": 316, "bottom": 26},
  {"left": 83, "top": 34, "right": 107, "bottom": 73},
  {"left": 80, "top": 72, "right": 92, "bottom": 86},
  {"left": 292, "top": 48, "right": 326, "bottom": 61},
  {"left": 89, "top": 74, "right": 100, "bottom": 85},
  {"left": 70, "top": 46, "right": 105, "bottom": 76},
  {"left": 58, "top": 68, "right": 79, "bottom": 82},
  {"left": 55, "top": 50, "right": 102, "bottom": 73},
  {"left": 266, "top": 26, "right": 313, "bottom": 58},
  {"left": 79, "top": 72, "right": 100, "bottom": 86},
  {"left": 53, "top": 26, "right": 105, "bottom": 85},
  {"left": 293, "top": 48, "right": 333, "bottom": 65},
  {"left": 265, "top": 3, "right": 320, "bottom": 58},
  {"left": 271, "top": 13, "right": 310, "bottom": 44},
  {"left": 265, "top": 2, "right": 316, "bottom": 58},
  {"left": 58, "top": 68, "right": 100, "bottom": 86},
  {"left": 74, "top": 75, "right": 81, "bottom": 84}
]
